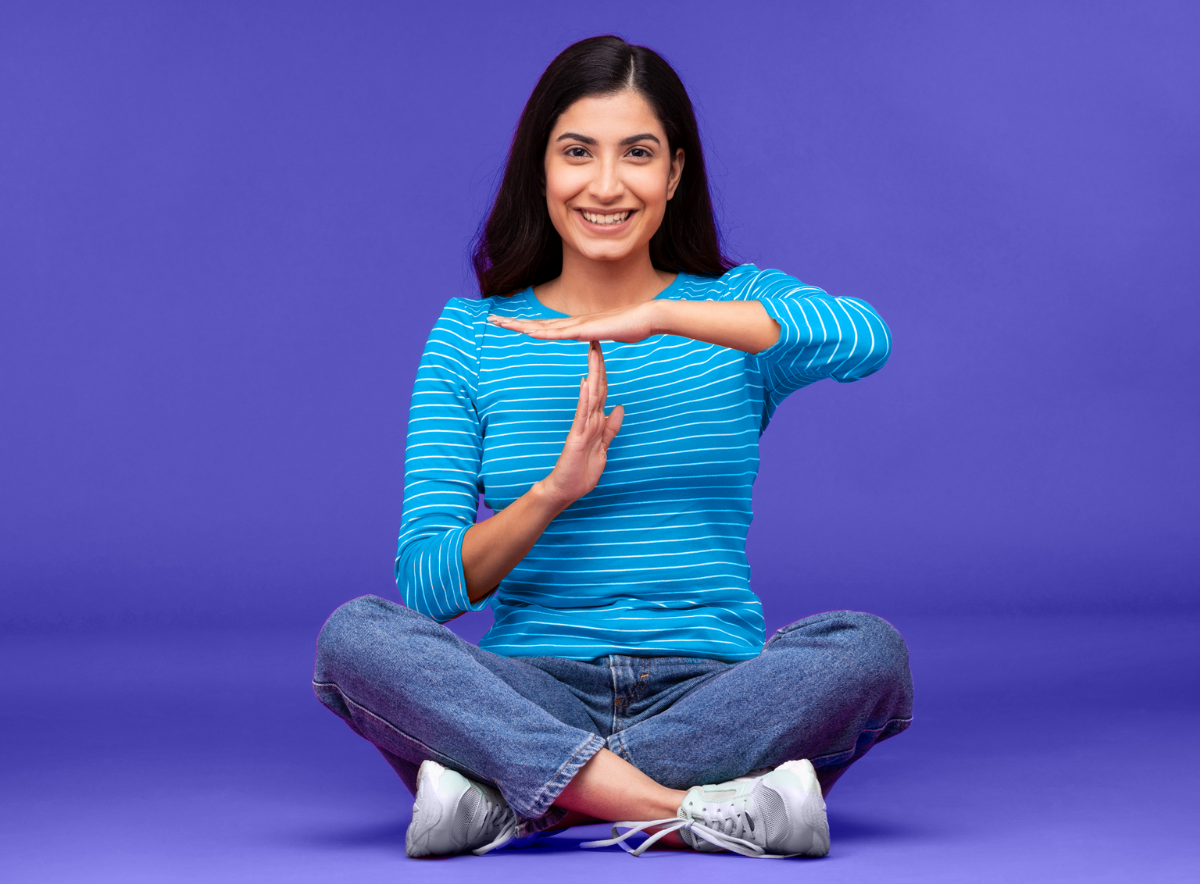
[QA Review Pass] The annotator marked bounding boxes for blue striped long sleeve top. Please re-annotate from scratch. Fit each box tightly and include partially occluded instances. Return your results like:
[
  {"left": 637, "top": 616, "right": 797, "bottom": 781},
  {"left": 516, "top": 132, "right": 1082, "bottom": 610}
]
[{"left": 396, "top": 264, "right": 890, "bottom": 661}]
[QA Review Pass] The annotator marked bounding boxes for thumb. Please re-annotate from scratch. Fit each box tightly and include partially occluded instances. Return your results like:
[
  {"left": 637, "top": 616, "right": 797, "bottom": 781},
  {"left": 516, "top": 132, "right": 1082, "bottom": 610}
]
[{"left": 601, "top": 404, "right": 624, "bottom": 446}]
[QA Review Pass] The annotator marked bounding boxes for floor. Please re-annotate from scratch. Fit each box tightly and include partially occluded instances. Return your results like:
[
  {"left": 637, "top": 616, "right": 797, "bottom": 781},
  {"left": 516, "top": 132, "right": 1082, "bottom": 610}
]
[{"left": 3, "top": 611, "right": 1197, "bottom": 883}]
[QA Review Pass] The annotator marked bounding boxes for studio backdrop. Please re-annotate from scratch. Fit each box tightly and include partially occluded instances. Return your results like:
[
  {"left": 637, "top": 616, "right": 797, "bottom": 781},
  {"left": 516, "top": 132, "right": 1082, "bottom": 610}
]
[{"left": 2, "top": 0, "right": 1196, "bottom": 635}]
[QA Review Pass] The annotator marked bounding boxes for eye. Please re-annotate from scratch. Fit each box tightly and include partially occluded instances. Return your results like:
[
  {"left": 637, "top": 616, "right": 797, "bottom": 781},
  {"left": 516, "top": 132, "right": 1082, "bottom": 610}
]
[
  {"left": 627, "top": 146, "right": 653, "bottom": 158},
  {"left": 565, "top": 146, "right": 591, "bottom": 158}
]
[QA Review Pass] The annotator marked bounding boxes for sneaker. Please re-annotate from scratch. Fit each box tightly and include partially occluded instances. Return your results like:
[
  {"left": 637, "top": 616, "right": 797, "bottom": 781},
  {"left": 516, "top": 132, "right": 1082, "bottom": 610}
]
[
  {"left": 581, "top": 759, "right": 830, "bottom": 858},
  {"left": 405, "top": 760, "right": 521, "bottom": 857}
]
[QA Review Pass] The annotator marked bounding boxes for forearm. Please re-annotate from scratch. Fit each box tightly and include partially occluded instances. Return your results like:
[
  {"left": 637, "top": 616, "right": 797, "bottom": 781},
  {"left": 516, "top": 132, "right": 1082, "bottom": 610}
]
[
  {"left": 652, "top": 299, "right": 780, "bottom": 354},
  {"left": 460, "top": 481, "right": 569, "bottom": 603}
]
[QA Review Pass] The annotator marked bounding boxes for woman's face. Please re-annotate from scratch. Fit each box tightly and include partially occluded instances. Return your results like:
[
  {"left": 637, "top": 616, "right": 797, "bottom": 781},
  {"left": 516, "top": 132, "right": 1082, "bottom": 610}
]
[{"left": 544, "top": 90, "right": 684, "bottom": 268}]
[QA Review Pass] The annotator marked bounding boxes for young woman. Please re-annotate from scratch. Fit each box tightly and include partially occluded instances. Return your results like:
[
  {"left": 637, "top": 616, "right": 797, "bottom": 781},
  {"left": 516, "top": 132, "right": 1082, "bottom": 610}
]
[{"left": 314, "top": 35, "right": 912, "bottom": 860}]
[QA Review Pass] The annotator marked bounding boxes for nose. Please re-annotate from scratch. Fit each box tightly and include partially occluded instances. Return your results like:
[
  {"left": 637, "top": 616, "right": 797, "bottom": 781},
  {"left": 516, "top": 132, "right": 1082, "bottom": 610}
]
[{"left": 589, "top": 155, "right": 625, "bottom": 203}]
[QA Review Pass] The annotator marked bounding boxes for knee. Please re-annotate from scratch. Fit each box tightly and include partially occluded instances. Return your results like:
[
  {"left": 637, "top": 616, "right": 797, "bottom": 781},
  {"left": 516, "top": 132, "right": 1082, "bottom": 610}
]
[
  {"left": 779, "top": 610, "right": 910, "bottom": 688},
  {"left": 314, "top": 594, "right": 416, "bottom": 682},
  {"left": 833, "top": 611, "right": 910, "bottom": 683}
]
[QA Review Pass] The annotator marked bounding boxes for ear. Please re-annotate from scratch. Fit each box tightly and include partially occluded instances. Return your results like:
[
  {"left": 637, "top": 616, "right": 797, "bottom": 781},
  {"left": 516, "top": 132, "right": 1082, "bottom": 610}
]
[{"left": 666, "top": 148, "right": 685, "bottom": 200}]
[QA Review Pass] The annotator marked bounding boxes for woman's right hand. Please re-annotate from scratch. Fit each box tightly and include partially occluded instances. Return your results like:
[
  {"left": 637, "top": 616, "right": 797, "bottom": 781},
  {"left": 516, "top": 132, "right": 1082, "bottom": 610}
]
[
  {"left": 539, "top": 340, "right": 624, "bottom": 509},
  {"left": 461, "top": 341, "right": 623, "bottom": 602}
]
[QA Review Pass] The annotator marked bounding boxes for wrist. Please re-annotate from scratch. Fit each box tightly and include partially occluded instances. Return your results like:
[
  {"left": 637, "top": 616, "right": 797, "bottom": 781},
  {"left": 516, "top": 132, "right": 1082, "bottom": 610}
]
[
  {"left": 648, "top": 298, "right": 679, "bottom": 337},
  {"left": 531, "top": 479, "right": 573, "bottom": 516}
]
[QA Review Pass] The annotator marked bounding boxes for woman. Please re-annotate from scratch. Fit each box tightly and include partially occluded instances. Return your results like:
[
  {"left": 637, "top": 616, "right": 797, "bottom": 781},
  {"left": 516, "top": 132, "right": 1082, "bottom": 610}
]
[{"left": 314, "top": 35, "right": 912, "bottom": 859}]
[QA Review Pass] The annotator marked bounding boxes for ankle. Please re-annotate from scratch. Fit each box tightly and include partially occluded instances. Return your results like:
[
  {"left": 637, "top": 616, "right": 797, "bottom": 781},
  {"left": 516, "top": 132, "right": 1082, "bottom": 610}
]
[{"left": 648, "top": 788, "right": 687, "bottom": 820}]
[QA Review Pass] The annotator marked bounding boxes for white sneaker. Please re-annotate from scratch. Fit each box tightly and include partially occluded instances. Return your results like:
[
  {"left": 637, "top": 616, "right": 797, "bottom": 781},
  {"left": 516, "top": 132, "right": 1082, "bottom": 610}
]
[
  {"left": 405, "top": 760, "right": 521, "bottom": 857},
  {"left": 581, "top": 759, "right": 830, "bottom": 858}
]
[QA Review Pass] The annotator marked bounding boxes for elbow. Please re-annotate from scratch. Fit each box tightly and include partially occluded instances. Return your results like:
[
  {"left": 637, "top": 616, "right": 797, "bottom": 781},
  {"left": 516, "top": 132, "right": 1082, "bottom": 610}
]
[
  {"left": 840, "top": 344, "right": 889, "bottom": 382},
  {"left": 395, "top": 543, "right": 461, "bottom": 623},
  {"left": 859, "top": 334, "right": 892, "bottom": 379},
  {"left": 395, "top": 548, "right": 434, "bottom": 620},
  {"left": 848, "top": 305, "right": 892, "bottom": 380}
]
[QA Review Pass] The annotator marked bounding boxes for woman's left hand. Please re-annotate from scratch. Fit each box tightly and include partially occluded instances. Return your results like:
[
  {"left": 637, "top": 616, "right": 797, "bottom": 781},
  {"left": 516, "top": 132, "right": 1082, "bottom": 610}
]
[{"left": 488, "top": 301, "right": 660, "bottom": 343}]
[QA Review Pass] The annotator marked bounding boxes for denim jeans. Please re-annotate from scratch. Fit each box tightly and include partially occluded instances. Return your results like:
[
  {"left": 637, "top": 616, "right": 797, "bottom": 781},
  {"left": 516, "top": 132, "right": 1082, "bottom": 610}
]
[{"left": 313, "top": 595, "right": 913, "bottom": 822}]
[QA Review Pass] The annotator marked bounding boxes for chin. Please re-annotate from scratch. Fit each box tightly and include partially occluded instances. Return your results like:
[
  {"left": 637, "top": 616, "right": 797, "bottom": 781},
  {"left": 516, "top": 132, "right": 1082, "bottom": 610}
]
[
  {"left": 572, "top": 236, "right": 644, "bottom": 265},
  {"left": 583, "top": 246, "right": 634, "bottom": 263}
]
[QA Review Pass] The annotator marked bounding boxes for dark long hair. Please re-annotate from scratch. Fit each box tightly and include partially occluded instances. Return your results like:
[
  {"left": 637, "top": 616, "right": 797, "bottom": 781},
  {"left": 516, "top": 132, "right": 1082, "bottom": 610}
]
[{"left": 472, "top": 36, "right": 732, "bottom": 297}]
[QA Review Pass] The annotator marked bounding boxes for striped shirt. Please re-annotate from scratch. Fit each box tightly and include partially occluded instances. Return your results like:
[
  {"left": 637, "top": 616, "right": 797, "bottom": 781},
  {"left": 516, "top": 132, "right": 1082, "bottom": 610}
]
[{"left": 395, "top": 264, "right": 890, "bottom": 661}]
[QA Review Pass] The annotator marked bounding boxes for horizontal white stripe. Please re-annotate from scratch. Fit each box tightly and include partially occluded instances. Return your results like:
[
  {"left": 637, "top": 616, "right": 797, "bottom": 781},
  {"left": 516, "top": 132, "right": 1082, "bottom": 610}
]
[{"left": 395, "top": 269, "right": 888, "bottom": 658}]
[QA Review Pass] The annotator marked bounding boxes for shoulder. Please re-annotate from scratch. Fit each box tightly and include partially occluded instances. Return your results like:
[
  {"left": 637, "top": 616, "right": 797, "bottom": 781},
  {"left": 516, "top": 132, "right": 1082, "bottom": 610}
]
[
  {"left": 428, "top": 294, "right": 518, "bottom": 342},
  {"left": 419, "top": 298, "right": 498, "bottom": 376},
  {"left": 672, "top": 265, "right": 810, "bottom": 300},
  {"left": 477, "top": 289, "right": 542, "bottom": 319},
  {"left": 684, "top": 265, "right": 832, "bottom": 304},
  {"left": 434, "top": 296, "right": 494, "bottom": 328}
]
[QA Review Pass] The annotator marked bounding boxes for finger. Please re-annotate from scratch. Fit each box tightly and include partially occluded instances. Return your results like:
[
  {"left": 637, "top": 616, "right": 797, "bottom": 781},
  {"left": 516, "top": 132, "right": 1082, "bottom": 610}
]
[
  {"left": 489, "top": 316, "right": 572, "bottom": 338},
  {"left": 570, "top": 377, "right": 589, "bottom": 435},
  {"left": 587, "top": 342, "right": 601, "bottom": 410},
  {"left": 602, "top": 404, "right": 624, "bottom": 447},
  {"left": 594, "top": 339, "right": 609, "bottom": 406},
  {"left": 504, "top": 317, "right": 567, "bottom": 332}
]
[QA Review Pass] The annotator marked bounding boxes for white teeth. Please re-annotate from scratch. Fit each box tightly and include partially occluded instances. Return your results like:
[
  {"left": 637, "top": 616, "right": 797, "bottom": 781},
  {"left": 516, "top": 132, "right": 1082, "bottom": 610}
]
[{"left": 583, "top": 211, "right": 630, "bottom": 225}]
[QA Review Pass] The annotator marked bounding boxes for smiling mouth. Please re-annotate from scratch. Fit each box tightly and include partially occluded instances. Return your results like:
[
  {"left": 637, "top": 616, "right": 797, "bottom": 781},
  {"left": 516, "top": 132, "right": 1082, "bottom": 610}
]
[{"left": 579, "top": 209, "right": 633, "bottom": 226}]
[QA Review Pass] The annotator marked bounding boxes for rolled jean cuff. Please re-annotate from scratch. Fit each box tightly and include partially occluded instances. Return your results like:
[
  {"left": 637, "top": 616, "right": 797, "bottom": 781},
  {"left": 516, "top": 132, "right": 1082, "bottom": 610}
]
[{"left": 518, "top": 733, "right": 606, "bottom": 821}]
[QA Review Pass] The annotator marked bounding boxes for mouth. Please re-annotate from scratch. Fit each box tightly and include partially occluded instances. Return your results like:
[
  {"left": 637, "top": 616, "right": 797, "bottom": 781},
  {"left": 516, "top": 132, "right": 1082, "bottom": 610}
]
[{"left": 576, "top": 208, "right": 635, "bottom": 230}]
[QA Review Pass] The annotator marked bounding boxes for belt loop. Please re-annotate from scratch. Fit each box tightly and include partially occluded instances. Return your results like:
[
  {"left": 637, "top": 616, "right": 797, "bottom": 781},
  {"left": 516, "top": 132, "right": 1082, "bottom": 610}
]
[{"left": 608, "top": 655, "right": 621, "bottom": 735}]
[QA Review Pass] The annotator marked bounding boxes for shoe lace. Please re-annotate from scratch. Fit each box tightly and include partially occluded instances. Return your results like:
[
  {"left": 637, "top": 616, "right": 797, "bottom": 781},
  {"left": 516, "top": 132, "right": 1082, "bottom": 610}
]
[
  {"left": 470, "top": 801, "right": 520, "bottom": 856},
  {"left": 581, "top": 805, "right": 765, "bottom": 858}
]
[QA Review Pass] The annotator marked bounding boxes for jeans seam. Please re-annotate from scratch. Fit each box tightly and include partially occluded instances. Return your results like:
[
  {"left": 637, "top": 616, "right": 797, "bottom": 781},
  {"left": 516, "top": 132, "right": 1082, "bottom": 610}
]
[
  {"left": 810, "top": 716, "right": 914, "bottom": 764},
  {"left": 525, "top": 733, "right": 606, "bottom": 821},
  {"left": 609, "top": 728, "right": 637, "bottom": 770},
  {"left": 763, "top": 611, "right": 845, "bottom": 647},
  {"left": 313, "top": 681, "right": 496, "bottom": 786}
]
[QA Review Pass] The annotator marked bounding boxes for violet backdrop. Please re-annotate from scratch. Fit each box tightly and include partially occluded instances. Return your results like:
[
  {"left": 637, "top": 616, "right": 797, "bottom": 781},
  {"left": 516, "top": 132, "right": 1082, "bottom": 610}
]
[
  {"left": 1, "top": 2, "right": 1198, "bottom": 882},
  {"left": 3, "top": 1, "right": 1197, "bottom": 633}
]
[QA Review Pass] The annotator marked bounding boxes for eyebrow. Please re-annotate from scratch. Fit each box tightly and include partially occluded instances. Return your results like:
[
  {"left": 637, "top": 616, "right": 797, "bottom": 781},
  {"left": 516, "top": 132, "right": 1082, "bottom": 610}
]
[{"left": 555, "top": 132, "right": 662, "bottom": 146}]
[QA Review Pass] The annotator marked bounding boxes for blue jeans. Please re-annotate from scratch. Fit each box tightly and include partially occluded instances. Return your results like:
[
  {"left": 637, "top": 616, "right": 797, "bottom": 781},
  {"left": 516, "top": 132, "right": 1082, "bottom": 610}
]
[{"left": 313, "top": 595, "right": 913, "bottom": 822}]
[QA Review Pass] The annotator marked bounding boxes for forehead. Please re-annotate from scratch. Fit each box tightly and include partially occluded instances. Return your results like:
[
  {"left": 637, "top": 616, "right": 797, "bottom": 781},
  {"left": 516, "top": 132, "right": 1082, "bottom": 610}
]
[{"left": 550, "top": 90, "right": 665, "bottom": 141}]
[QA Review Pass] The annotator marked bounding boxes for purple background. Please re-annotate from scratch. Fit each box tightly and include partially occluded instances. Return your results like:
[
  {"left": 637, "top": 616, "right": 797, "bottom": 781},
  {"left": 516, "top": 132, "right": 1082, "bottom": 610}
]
[{"left": 2, "top": 2, "right": 1197, "bottom": 881}]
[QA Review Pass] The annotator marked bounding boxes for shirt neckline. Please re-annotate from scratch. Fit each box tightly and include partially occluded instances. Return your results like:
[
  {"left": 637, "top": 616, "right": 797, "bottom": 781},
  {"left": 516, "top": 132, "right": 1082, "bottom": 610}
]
[{"left": 523, "top": 273, "right": 687, "bottom": 318}]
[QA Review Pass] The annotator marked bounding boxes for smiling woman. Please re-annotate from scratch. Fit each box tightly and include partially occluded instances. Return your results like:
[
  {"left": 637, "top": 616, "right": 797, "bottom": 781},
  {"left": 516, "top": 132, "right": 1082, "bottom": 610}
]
[
  {"left": 541, "top": 92, "right": 683, "bottom": 290},
  {"left": 313, "top": 35, "right": 912, "bottom": 862}
]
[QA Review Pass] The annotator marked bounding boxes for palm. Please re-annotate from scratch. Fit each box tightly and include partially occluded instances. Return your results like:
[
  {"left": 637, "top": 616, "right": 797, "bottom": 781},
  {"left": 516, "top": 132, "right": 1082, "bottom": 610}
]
[
  {"left": 544, "top": 341, "right": 624, "bottom": 505},
  {"left": 489, "top": 301, "right": 656, "bottom": 344}
]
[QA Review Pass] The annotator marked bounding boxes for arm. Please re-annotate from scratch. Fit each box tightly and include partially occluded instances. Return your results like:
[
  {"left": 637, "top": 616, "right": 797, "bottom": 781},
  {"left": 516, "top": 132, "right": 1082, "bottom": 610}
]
[
  {"left": 398, "top": 309, "right": 622, "bottom": 618},
  {"left": 460, "top": 481, "right": 567, "bottom": 604},
  {"left": 488, "top": 269, "right": 890, "bottom": 392},
  {"left": 460, "top": 341, "right": 622, "bottom": 602},
  {"left": 489, "top": 298, "right": 779, "bottom": 354},
  {"left": 395, "top": 302, "right": 489, "bottom": 622},
  {"left": 733, "top": 268, "right": 891, "bottom": 391},
  {"left": 651, "top": 299, "right": 779, "bottom": 354}
]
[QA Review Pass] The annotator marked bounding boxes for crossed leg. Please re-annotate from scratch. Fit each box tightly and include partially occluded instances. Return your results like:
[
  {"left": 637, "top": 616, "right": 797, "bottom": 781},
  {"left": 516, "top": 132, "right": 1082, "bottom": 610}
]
[
  {"left": 608, "top": 610, "right": 914, "bottom": 796},
  {"left": 314, "top": 597, "right": 911, "bottom": 833}
]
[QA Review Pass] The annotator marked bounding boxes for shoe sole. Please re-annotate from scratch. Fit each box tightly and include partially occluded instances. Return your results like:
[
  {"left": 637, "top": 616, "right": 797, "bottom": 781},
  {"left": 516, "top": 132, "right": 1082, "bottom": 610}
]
[
  {"left": 775, "top": 760, "right": 830, "bottom": 858},
  {"left": 406, "top": 759, "right": 449, "bottom": 858}
]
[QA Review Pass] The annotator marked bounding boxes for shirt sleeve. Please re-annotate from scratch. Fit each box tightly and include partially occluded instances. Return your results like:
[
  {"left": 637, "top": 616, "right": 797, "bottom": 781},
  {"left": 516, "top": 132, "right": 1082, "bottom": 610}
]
[
  {"left": 394, "top": 298, "right": 493, "bottom": 622},
  {"left": 721, "top": 265, "right": 892, "bottom": 418}
]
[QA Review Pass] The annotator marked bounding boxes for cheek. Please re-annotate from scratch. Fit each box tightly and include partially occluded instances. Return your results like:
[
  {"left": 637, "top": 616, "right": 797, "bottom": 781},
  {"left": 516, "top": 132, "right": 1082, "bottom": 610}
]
[
  {"left": 630, "top": 171, "right": 669, "bottom": 216},
  {"left": 544, "top": 164, "right": 583, "bottom": 210}
]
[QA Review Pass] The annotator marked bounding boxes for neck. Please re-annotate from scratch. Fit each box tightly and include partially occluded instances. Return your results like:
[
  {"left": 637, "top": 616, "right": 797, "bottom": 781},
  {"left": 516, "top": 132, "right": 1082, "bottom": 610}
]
[{"left": 536, "top": 247, "right": 675, "bottom": 316}]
